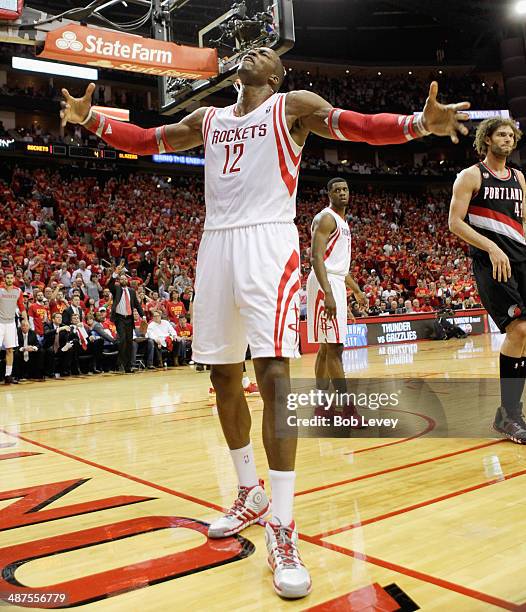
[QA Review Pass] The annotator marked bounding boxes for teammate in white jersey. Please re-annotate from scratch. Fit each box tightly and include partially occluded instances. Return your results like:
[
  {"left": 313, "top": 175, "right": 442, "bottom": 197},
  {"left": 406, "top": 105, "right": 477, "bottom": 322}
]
[
  {"left": 307, "top": 178, "right": 367, "bottom": 417},
  {"left": 0, "top": 271, "right": 27, "bottom": 384},
  {"left": 61, "top": 47, "right": 470, "bottom": 599}
]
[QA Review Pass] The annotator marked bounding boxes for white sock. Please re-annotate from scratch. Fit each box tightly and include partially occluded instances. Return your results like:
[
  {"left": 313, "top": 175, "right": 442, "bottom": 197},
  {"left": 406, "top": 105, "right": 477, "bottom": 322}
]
[
  {"left": 242, "top": 375, "right": 250, "bottom": 389},
  {"left": 230, "top": 443, "right": 258, "bottom": 488},
  {"left": 269, "top": 469, "right": 296, "bottom": 526},
  {"left": 5, "top": 365, "right": 12, "bottom": 376}
]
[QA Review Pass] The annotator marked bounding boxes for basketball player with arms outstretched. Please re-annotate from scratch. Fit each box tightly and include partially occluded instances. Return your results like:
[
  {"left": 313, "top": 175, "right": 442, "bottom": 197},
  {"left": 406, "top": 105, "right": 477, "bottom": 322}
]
[
  {"left": 308, "top": 177, "right": 367, "bottom": 419},
  {"left": 61, "top": 48, "right": 469, "bottom": 599},
  {"left": 450, "top": 118, "right": 526, "bottom": 443}
]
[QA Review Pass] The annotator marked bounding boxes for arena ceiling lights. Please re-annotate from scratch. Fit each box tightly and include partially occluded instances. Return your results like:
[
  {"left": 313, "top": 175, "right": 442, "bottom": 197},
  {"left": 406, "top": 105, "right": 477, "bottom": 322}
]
[{"left": 12, "top": 55, "right": 98, "bottom": 79}]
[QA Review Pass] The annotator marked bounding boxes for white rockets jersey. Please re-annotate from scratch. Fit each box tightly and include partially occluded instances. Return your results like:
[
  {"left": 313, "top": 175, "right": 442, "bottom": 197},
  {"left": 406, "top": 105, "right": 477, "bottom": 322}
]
[
  {"left": 312, "top": 207, "right": 352, "bottom": 276},
  {"left": 202, "top": 92, "right": 303, "bottom": 230}
]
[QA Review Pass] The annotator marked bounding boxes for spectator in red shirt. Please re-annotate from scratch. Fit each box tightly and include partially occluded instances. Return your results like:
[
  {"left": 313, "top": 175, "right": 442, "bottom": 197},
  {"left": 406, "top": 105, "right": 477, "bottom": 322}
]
[
  {"left": 100, "top": 308, "right": 118, "bottom": 338},
  {"left": 414, "top": 279, "right": 430, "bottom": 300},
  {"left": 145, "top": 291, "right": 164, "bottom": 321},
  {"left": 84, "top": 298, "right": 98, "bottom": 318},
  {"left": 175, "top": 315, "right": 193, "bottom": 364},
  {"left": 108, "top": 234, "right": 123, "bottom": 263},
  {"left": 32, "top": 272, "right": 45, "bottom": 292},
  {"left": 13, "top": 268, "right": 24, "bottom": 288},
  {"left": 155, "top": 259, "right": 172, "bottom": 292},
  {"left": 412, "top": 299, "right": 423, "bottom": 313},
  {"left": 428, "top": 281, "right": 440, "bottom": 308},
  {"left": 127, "top": 247, "right": 141, "bottom": 269},
  {"left": 164, "top": 290, "right": 186, "bottom": 324},
  {"left": 49, "top": 289, "right": 69, "bottom": 316},
  {"left": 420, "top": 298, "right": 434, "bottom": 313},
  {"left": 88, "top": 257, "right": 103, "bottom": 276},
  {"left": 128, "top": 268, "right": 143, "bottom": 287},
  {"left": 28, "top": 291, "right": 50, "bottom": 338}
]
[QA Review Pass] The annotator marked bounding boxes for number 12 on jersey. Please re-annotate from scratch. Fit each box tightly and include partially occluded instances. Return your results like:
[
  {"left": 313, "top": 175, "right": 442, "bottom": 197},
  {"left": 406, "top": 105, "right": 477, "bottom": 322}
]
[{"left": 223, "top": 143, "right": 244, "bottom": 174}]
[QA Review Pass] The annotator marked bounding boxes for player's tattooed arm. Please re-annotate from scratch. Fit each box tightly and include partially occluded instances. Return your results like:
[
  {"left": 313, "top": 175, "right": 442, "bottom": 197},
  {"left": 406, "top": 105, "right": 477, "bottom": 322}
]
[
  {"left": 449, "top": 167, "right": 512, "bottom": 282},
  {"left": 311, "top": 213, "right": 338, "bottom": 319}
]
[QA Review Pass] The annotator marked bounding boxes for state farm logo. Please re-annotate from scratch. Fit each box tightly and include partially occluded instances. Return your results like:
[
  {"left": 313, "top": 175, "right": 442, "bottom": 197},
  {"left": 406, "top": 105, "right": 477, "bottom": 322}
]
[
  {"left": 43, "top": 25, "right": 216, "bottom": 79},
  {"left": 55, "top": 31, "right": 84, "bottom": 52},
  {"left": 54, "top": 29, "right": 173, "bottom": 65}
]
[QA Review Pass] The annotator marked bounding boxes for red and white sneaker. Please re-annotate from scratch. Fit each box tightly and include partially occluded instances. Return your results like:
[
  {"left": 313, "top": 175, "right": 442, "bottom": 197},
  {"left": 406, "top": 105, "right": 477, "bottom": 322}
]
[
  {"left": 244, "top": 382, "right": 260, "bottom": 396},
  {"left": 265, "top": 520, "right": 312, "bottom": 599},
  {"left": 208, "top": 479, "right": 269, "bottom": 538}
]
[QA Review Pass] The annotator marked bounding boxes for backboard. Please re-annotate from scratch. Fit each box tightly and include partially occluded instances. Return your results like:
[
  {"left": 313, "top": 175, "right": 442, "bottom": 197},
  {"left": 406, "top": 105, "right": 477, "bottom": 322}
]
[{"left": 155, "top": 0, "right": 294, "bottom": 115}]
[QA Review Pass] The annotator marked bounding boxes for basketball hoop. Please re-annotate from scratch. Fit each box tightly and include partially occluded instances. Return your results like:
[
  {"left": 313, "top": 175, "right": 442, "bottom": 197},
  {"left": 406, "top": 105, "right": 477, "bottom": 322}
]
[{"left": 156, "top": 0, "right": 294, "bottom": 114}]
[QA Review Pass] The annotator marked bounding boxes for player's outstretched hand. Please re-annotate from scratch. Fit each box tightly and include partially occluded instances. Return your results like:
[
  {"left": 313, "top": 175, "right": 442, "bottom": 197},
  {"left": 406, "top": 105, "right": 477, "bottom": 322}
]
[
  {"left": 421, "top": 81, "right": 470, "bottom": 144},
  {"left": 489, "top": 244, "right": 512, "bottom": 283},
  {"left": 60, "top": 82, "right": 96, "bottom": 127}
]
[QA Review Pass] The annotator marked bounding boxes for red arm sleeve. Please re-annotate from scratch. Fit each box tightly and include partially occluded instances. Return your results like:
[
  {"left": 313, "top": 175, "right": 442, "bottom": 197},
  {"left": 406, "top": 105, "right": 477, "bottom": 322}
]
[
  {"left": 84, "top": 111, "right": 175, "bottom": 155},
  {"left": 17, "top": 290, "right": 25, "bottom": 313},
  {"left": 327, "top": 109, "right": 419, "bottom": 145}
]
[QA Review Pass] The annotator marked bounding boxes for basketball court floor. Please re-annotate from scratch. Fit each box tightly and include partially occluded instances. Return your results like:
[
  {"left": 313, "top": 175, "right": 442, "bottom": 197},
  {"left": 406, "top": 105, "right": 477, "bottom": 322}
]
[{"left": 1, "top": 334, "right": 525, "bottom": 610}]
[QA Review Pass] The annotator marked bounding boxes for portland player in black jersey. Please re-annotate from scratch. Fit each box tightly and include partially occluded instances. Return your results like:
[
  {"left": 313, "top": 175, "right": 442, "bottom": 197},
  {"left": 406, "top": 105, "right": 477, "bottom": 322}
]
[{"left": 449, "top": 117, "right": 526, "bottom": 443}]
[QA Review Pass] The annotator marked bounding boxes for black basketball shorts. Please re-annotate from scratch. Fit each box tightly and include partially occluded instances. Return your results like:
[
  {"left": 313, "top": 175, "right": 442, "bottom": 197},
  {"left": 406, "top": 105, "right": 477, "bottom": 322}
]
[{"left": 473, "top": 254, "right": 526, "bottom": 333}]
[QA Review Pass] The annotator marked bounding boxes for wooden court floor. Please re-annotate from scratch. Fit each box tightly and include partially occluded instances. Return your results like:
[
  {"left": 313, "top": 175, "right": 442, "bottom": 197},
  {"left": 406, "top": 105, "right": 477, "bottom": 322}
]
[{"left": 1, "top": 333, "right": 525, "bottom": 611}]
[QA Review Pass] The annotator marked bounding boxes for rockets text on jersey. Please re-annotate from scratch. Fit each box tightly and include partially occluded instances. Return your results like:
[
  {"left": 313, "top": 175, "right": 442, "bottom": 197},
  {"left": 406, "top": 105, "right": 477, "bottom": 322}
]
[{"left": 202, "top": 93, "right": 303, "bottom": 230}]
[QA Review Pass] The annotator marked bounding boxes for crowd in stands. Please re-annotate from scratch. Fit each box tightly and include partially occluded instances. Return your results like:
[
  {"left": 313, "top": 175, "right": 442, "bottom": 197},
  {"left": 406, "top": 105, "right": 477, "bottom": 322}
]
[
  {"left": 0, "top": 167, "right": 484, "bottom": 380},
  {"left": 0, "top": 43, "right": 503, "bottom": 115},
  {"left": 301, "top": 154, "right": 466, "bottom": 177},
  {"left": 0, "top": 43, "right": 505, "bottom": 114},
  {"left": 285, "top": 70, "right": 504, "bottom": 113},
  {"left": 0, "top": 53, "right": 505, "bottom": 157},
  {"left": 0, "top": 81, "right": 154, "bottom": 114},
  {"left": 0, "top": 118, "right": 468, "bottom": 178},
  {"left": 0, "top": 168, "right": 199, "bottom": 380},
  {"left": 295, "top": 184, "right": 481, "bottom": 318}
]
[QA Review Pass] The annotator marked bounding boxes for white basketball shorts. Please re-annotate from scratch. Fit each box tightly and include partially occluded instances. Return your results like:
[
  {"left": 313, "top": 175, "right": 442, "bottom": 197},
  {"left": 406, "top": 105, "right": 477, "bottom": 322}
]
[
  {"left": 192, "top": 223, "right": 301, "bottom": 364},
  {"left": 0, "top": 321, "right": 18, "bottom": 349},
  {"left": 307, "top": 270, "right": 347, "bottom": 344}
]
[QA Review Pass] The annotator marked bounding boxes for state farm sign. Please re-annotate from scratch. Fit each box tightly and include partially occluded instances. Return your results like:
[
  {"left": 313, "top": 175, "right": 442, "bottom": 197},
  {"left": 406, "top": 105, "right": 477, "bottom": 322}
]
[{"left": 38, "top": 25, "right": 218, "bottom": 80}]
